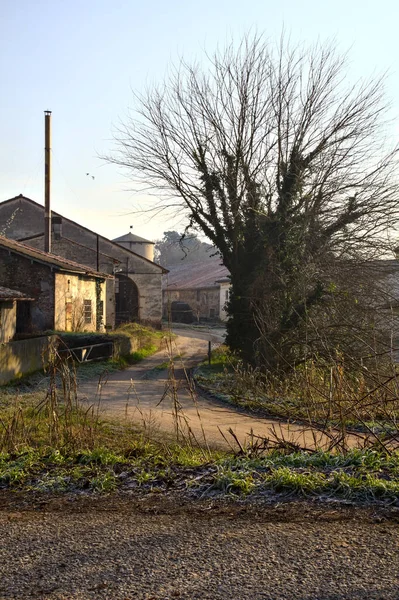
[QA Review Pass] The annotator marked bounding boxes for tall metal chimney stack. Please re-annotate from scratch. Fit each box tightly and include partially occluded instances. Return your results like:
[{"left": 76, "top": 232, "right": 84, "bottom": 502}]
[{"left": 44, "top": 110, "right": 52, "bottom": 253}]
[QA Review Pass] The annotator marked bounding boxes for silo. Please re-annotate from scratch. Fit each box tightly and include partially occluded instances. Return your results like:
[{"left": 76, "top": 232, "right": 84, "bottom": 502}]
[{"left": 113, "top": 232, "right": 155, "bottom": 261}]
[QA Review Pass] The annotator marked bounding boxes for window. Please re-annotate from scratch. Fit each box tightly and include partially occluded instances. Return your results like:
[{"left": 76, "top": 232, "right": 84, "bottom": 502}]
[
  {"left": 209, "top": 308, "right": 215, "bottom": 318},
  {"left": 225, "top": 289, "right": 229, "bottom": 301},
  {"left": 83, "top": 299, "right": 92, "bottom": 324}
]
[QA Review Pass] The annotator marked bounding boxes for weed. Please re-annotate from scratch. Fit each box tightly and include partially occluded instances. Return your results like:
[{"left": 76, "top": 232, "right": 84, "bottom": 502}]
[
  {"left": 209, "top": 465, "right": 256, "bottom": 495},
  {"left": 130, "top": 345, "right": 158, "bottom": 362},
  {"left": 89, "top": 472, "right": 118, "bottom": 493}
]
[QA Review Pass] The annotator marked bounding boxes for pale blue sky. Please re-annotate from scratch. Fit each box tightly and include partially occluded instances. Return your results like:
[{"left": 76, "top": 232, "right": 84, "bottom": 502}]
[{"left": 1, "top": 0, "right": 398, "bottom": 241}]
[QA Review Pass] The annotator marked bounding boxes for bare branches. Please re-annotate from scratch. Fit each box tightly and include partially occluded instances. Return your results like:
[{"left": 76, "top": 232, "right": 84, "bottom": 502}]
[{"left": 106, "top": 33, "right": 399, "bottom": 369}]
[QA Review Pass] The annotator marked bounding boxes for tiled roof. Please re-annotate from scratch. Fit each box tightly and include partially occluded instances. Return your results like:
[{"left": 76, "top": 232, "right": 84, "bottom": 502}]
[
  {"left": 0, "top": 286, "right": 33, "bottom": 300},
  {"left": 0, "top": 235, "right": 111, "bottom": 278},
  {"left": 163, "top": 258, "right": 229, "bottom": 290}
]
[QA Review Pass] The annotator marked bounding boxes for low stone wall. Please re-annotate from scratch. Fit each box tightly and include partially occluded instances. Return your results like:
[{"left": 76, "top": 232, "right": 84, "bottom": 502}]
[
  {"left": 0, "top": 335, "right": 57, "bottom": 385},
  {"left": 112, "top": 331, "right": 164, "bottom": 358}
]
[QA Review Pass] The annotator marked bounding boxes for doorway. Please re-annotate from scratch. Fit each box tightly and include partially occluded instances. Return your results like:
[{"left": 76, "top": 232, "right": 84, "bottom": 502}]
[{"left": 115, "top": 275, "right": 139, "bottom": 326}]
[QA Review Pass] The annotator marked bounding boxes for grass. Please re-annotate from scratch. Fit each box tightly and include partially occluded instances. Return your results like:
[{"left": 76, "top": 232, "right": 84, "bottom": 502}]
[
  {"left": 196, "top": 347, "right": 399, "bottom": 440},
  {"left": 1, "top": 323, "right": 168, "bottom": 397},
  {"left": 1, "top": 441, "right": 399, "bottom": 504},
  {"left": 2, "top": 336, "right": 399, "bottom": 505},
  {"left": 130, "top": 344, "right": 158, "bottom": 362},
  {"left": 190, "top": 448, "right": 399, "bottom": 502}
]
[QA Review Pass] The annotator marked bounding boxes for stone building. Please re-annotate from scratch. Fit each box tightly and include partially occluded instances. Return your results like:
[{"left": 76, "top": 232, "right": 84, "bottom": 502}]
[
  {"left": 0, "top": 195, "right": 167, "bottom": 328},
  {"left": 0, "top": 235, "right": 109, "bottom": 334},
  {"left": 163, "top": 259, "right": 230, "bottom": 323}
]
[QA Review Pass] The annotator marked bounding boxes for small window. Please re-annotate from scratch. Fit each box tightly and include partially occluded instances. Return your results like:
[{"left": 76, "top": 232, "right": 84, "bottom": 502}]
[
  {"left": 225, "top": 289, "right": 229, "bottom": 300},
  {"left": 83, "top": 299, "right": 92, "bottom": 324},
  {"left": 209, "top": 308, "right": 215, "bottom": 318}
]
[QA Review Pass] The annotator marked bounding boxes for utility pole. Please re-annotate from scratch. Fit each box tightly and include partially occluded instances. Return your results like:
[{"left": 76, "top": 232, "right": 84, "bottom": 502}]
[{"left": 44, "top": 110, "right": 52, "bottom": 253}]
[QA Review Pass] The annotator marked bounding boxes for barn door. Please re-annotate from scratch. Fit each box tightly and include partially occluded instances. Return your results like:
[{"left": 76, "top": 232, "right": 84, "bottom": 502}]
[{"left": 115, "top": 275, "right": 139, "bottom": 326}]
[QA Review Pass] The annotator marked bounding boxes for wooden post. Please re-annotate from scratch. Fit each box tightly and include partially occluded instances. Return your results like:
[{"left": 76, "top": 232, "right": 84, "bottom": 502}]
[{"left": 44, "top": 110, "right": 52, "bottom": 253}]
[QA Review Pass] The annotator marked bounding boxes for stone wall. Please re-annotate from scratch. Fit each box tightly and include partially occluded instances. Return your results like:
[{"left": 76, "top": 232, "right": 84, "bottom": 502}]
[
  {"left": 163, "top": 287, "right": 221, "bottom": 321},
  {"left": 0, "top": 335, "right": 57, "bottom": 385},
  {"left": 29, "top": 235, "right": 163, "bottom": 326},
  {"left": 112, "top": 330, "right": 165, "bottom": 358},
  {"left": 0, "top": 247, "right": 55, "bottom": 331},
  {"left": 54, "top": 273, "right": 105, "bottom": 332},
  {"left": 0, "top": 197, "right": 164, "bottom": 326}
]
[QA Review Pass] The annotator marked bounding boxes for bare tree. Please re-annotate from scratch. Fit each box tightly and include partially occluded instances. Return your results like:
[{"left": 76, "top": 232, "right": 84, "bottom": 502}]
[{"left": 108, "top": 35, "right": 399, "bottom": 370}]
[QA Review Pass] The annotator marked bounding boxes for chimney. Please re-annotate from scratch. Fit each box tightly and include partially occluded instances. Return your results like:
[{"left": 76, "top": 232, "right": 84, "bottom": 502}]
[
  {"left": 44, "top": 110, "right": 52, "bottom": 253},
  {"left": 52, "top": 216, "right": 62, "bottom": 240}
]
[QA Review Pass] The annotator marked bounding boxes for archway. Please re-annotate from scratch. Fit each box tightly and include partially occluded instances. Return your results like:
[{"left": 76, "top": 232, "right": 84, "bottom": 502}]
[{"left": 115, "top": 275, "right": 139, "bottom": 326}]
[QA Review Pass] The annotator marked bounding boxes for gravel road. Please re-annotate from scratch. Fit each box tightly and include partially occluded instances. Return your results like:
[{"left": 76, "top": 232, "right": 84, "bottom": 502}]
[
  {"left": 0, "top": 495, "right": 398, "bottom": 600},
  {"left": 78, "top": 331, "right": 360, "bottom": 451}
]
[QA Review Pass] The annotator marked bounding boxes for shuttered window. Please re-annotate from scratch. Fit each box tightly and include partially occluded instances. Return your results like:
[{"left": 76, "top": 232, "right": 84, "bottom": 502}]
[{"left": 83, "top": 299, "right": 92, "bottom": 324}]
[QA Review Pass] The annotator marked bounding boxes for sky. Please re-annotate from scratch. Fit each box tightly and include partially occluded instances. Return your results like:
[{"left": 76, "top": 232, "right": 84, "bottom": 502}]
[{"left": 1, "top": 0, "right": 399, "bottom": 242}]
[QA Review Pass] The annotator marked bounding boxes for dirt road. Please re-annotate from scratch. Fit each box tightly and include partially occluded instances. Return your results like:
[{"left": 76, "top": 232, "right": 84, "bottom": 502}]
[
  {"left": 0, "top": 495, "right": 398, "bottom": 599},
  {"left": 78, "top": 331, "right": 357, "bottom": 450}
]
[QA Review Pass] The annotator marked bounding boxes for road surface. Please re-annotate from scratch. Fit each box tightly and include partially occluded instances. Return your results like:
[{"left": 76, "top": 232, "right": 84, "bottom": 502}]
[
  {"left": 0, "top": 494, "right": 398, "bottom": 600},
  {"left": 78, "top": 328, "right": 359, "bottom": 450}
]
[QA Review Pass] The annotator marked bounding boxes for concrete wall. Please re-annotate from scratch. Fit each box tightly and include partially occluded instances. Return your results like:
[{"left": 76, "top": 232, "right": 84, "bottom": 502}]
[
  {"left": 0, "top": 247, "right": 55, "bottom": 331},
  {"left": 0, "top": 301, "right": 16, "bottom": 343},
  {"left": 54, "top": 273, "right": 105, "bottom": 332},
  {"left": 0, "top": 198, "right": 164, "bottom": 326},
  {"left": 0, "top": 335, "right": 57, "bottom": 385},
  {"left": 163, "top": 287, "right": 221, "bottom": 321}
]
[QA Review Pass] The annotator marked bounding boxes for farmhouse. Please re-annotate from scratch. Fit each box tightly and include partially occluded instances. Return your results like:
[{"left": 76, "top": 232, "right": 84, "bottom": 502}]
[
  {"left": 0, "top": 195, "right": 167, "bottom": 328},
  {"left": 163, "top": 258, "right": 230, "bottom": 323},
  {"left": 0, "top": 235, "right": 110, "bottom": 334}
]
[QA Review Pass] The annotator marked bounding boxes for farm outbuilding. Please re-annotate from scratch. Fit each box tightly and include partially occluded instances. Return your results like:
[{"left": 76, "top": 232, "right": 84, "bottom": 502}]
[
  {"left": 0, "top": 195, "right": 167, "bottom": 329},
  {"left": 163, "top": 258, "right": 230, "bottom": 323},
  {"left": 0, "top": 236, "right": 110, "bottom": 334}
]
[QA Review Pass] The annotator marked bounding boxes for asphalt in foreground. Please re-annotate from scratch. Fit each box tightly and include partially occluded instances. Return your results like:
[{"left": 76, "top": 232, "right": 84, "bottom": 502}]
[{"left": 0, "top": 493, "right": 398, "bottom": 600}]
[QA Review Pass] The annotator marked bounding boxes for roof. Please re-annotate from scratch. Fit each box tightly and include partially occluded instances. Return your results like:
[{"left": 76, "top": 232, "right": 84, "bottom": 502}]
[
  {"left": 0, "top": 235, "right": 111, "bottom": 278},
  {"left": 2, "top": 195, "right": 167, "bottom": 273},
  {"left": 113, "top": 232, "right": 154, "bottom": 245},
  {"left": 17, "top": 233, "right": 122, "bottom": 265},
  {"left": 163, "top": 259, "right": 230, "bottom": 290},
  {"left": 0, "top": 286, "right": 33, "bottom": 301}
]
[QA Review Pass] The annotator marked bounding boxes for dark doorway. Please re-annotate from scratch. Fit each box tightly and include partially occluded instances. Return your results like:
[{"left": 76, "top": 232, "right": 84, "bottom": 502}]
[
  {"left": 16, "top": 301, "right": 32, "bottom": 334},
  {"left": 171, "top": 301, "right": 194, "bottom": 324},
  {"left": 115, "top": 275, "right": 139, "bottom": 326}
]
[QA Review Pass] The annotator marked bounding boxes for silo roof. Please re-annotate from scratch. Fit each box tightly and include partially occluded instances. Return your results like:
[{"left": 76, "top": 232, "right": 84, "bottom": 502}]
[{"left": 113, "top": 232, "right": 154, "bottom": 244}]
